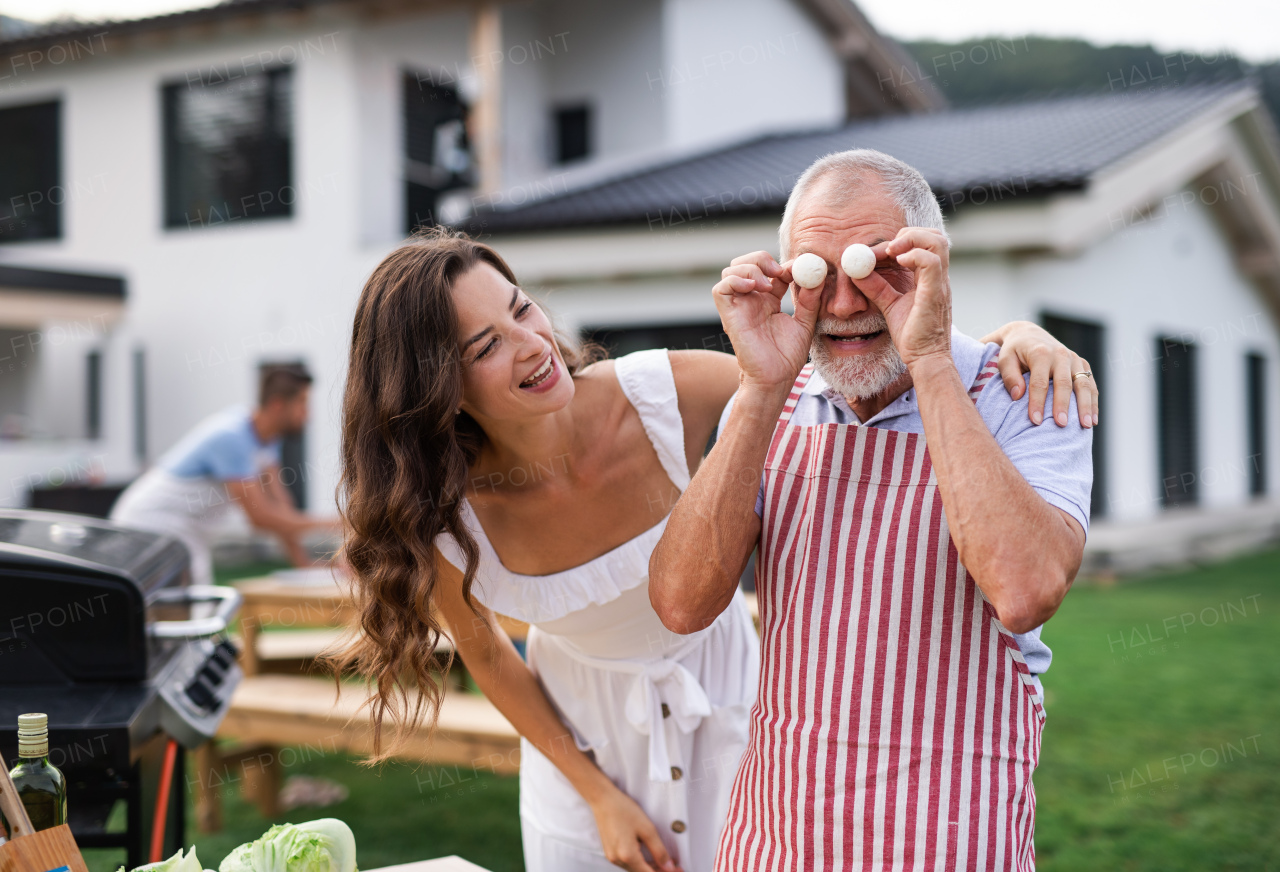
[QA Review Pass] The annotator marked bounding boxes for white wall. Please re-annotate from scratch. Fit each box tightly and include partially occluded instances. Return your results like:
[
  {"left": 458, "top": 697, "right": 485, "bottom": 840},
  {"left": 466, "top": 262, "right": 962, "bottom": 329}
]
[
  {"left": 951, "top": 190, "right": 1280, "bottom": 521},
  {"left": 659, "top": 0, "right": 845, "bottom": 153},
  {"left": 0, "top": 11, "right": 434, "bottom": 513}
]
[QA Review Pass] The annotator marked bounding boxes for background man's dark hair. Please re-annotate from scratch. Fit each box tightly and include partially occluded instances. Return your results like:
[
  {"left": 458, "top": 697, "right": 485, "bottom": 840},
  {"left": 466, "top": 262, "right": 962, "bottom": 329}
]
[{"left": 259, "top": 362, "right": 313, "bottom": 407}]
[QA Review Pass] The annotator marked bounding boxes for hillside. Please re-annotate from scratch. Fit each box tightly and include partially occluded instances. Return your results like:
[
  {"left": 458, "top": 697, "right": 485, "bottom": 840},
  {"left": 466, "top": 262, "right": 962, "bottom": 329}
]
[{"left": 901, "top": 36, "right": 1280, "bottom": 125}]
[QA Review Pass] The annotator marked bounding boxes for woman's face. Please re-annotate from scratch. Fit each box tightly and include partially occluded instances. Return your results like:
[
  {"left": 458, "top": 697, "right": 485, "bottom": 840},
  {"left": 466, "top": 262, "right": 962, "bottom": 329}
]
[{"left": 452, "top": 261, "right": 573, "bottom": 421}]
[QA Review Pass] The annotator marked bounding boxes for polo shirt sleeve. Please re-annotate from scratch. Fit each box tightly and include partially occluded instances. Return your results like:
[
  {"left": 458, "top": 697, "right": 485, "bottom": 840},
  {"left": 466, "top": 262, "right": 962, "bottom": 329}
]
[
  {"left": 976, "top": 371, "right": 1094, "bottom": 537},
  {"left": 716, "top": 389, "right": 766, "bottom": 518},
  {"left": 201, "top": 429, "right": 261, "bottom": 481}
]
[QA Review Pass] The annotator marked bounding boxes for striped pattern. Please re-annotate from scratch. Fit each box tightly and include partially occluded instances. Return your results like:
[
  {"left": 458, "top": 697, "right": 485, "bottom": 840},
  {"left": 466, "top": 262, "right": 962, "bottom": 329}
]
[{"left": 716, "top": 361, "right": 1044, "bottom": 871}]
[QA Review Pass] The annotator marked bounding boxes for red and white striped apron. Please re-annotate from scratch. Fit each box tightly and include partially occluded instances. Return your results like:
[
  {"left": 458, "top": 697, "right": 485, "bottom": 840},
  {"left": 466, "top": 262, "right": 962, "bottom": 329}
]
[{"left": 716, "top": 361, "right": 1046, "bottom": 871}]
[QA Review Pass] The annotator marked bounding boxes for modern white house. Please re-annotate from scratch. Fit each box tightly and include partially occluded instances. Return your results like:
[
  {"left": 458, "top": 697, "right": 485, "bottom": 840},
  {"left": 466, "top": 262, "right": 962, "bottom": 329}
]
[
  {"left": 0, "top": 0, "right": 937, "bottom": 521},
  {"left": 0, "top": 0, "right": 1278, "bottom": 569}
]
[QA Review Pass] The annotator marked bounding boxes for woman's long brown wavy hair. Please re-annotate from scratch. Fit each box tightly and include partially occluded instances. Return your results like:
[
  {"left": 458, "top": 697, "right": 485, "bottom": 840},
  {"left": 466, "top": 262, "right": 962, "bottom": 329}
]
[{"left": 329, "top": 226, "right": 600, "bottom": 761}]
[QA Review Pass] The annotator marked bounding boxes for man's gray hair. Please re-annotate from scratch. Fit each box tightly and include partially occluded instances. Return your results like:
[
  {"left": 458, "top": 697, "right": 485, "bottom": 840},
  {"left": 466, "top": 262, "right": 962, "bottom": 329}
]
[{"left": 778, "top": 149, "right": 946, "bottom": 259}]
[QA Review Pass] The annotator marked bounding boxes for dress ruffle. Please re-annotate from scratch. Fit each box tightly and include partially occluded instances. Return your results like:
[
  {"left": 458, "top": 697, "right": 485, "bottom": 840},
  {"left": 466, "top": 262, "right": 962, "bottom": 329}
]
[
  {"left": 436, "top": 501, "right": 669, "bottom": 624},
  {"left": 434, "top": 349, "right": 688, "bottom": 625}
]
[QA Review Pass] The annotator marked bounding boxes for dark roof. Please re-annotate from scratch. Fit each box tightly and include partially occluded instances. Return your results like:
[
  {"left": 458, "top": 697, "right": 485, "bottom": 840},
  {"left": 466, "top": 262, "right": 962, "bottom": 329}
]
[
  {"left": 466, "top": 82, "right": 1255, "bottom": 234},
  {"left": 0, "top": 264, "right": 125, "bottom": 298},
  {"left": 0, "top": 0, "right": 336, "bottom": 54}
]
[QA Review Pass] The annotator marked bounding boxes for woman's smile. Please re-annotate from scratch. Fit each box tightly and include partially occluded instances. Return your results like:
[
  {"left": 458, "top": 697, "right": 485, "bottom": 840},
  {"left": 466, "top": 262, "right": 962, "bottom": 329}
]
[{"left": 518, "top": 351, "right": 560, "bottom": 392}]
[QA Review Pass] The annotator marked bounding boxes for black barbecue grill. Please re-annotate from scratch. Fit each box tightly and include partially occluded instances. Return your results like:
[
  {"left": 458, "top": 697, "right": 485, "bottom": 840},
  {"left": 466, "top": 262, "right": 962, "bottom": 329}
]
[{"left": 0, "top": 509, "right": 243, "bottom": 866}]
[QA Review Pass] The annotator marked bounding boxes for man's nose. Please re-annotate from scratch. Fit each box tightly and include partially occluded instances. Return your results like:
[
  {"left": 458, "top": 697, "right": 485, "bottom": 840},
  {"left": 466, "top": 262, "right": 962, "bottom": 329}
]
[{"left": 823, "top": 272, "right": 872, "bottom": 321}]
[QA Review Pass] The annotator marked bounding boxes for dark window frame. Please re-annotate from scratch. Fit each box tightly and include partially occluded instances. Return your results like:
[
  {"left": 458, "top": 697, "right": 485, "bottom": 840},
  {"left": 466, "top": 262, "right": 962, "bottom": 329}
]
[
  {"left": 162, "top": 66, "right": 294, "bottom": 231},
  {"left": 258, "top": 358, "right": 309, "bottom": 510},
  {"left": 1246, "top": 352, "right": 1267, "bottom": 497},
  {"left": 0, "top": 100, "right": 62, "bottom": 243},
  {"left": 86, "top": 349, "right": 102, "bottom": 440},
  {"left": 1041, "top": 312, "right": 1107, "bottom": 518},
  {"left": 403, "top": 70, "right": 472, "bottom": 233},
  {"left": 553, "top": 104, "right": 591, "bottom": 165},
  {"left": 1156, "top": 336, "right": 1199, "bottom": 509}
]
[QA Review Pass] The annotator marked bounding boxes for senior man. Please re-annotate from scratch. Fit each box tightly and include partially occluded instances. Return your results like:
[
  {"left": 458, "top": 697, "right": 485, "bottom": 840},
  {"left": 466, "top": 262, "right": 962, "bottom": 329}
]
[{"left": 650, "top": 149, "right": 1092, "bottom": 870}]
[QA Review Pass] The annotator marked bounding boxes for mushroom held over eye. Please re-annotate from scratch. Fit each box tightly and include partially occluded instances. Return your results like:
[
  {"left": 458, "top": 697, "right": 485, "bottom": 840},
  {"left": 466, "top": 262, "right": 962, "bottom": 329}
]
[
  {"left": 841, "top": 243, "right": 876, "bottom": 280},
  {"left": 791, "top": 252, "right": 828, "bottom": 289}
]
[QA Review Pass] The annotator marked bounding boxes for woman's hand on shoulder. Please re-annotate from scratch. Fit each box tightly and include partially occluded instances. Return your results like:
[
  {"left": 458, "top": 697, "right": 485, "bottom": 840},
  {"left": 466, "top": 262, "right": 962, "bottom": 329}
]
[{"left": 982, "top": 321, "right": 1098, "bottom": 429}]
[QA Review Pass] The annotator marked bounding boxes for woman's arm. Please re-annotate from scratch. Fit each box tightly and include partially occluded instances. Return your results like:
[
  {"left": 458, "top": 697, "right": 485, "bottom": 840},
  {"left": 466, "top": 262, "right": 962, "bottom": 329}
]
[
  {"left": 431, "top": 549, "right": 680, "bottom": 872},
  {"left": 983, "top": 321, "right": 1099, "bottom": 429},
  {"left": 667, "top": 349, "right": 740, "bottom": 475}
]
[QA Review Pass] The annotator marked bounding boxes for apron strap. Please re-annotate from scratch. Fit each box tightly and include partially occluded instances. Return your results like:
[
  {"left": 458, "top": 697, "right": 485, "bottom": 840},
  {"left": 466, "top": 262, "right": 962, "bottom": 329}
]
[
  {"left": 968, "top": 359, "right": 1001, "bottom": 403},
  {"left": 776, "top": 364, "right": 814, "bottom": 426}
]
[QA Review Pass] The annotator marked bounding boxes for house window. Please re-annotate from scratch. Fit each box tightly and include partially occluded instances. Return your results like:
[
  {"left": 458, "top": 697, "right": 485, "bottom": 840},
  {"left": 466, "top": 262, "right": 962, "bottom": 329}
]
[
  {"left": 0, "top": 101, "right": 61, "bottom": 243},
  {"left": 554, "top": 105, "right": 591, "bottom": 164},
  {"left": 86, "top": 350, "right": 102, "bottom": 440},
  {"left": 1156, "top": 337, "right": 1199, "bottom": 508},
  {"left": 259, "top": 359, "right": 309, "bottom": 509},
  {"left": 1246, "top": 353, "right": 1267, "bottom": 497},
  {"left": 1042, "top": 314, "right": 1107, "bottom": 517},
  {"left": 133, "top": 347, "right": 147, "bottom": 461},
  {"left": 163, "top": 68, "right": 293, "bottom": 230},
  {"left": 404, "top": 72, "right": 471, "bottom": 232}
]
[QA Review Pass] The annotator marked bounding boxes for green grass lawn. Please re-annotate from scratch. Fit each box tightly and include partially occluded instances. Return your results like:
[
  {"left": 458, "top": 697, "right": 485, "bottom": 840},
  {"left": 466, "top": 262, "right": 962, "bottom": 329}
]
[
  {"left": 84, "top": 550, "right": 1278, "bottom": 872},
  {"left": 1034, "top": 548, "right": 1279, "bottom": 870}
]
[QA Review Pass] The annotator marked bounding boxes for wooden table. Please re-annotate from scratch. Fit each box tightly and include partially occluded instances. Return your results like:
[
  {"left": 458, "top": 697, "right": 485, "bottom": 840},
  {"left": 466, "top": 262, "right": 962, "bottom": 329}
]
[{"left": 231, "top": 572, "right": 529, "bottom": 675}]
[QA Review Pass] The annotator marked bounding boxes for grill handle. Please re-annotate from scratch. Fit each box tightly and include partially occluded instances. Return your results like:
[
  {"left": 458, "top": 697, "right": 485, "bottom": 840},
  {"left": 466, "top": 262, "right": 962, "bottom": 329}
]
[{"left": 147, "top": 585, "right": 243, "bottom": 639}]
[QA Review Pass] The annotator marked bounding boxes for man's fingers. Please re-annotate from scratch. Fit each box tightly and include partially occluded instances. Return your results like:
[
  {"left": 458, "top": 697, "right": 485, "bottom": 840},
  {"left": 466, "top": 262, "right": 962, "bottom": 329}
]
[
  {"left": 850, "top": 267, "right": 903, "bottom": 316},
  {"left": 891, "top": 247, "right": 943, "bottom": 279},
  {"left": 716, "top": 264, "right": 785, "bottom": 300},
  {"left": 995, "top": 345, "right": 1026, "bottom": 401},
  {"left": 790, "top": 281, "right": 822, "bottom": 335},
  {"left": 728, "top": 250, "right": 784, "bottom": 278},
  {"left": 886, "top": 227, "right": 951, "bottom": 262}
]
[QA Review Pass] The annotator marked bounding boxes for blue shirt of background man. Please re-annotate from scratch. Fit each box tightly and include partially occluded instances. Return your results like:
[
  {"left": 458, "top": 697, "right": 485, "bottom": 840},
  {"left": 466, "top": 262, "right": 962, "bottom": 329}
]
[{"left": 158, "top": 404, "right": 283, "bottom": 481}]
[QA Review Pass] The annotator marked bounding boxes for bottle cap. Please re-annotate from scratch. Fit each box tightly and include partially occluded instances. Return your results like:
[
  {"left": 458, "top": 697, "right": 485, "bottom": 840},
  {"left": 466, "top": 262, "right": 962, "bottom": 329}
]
[
  {"left": 17, "top": 712, "right": 49, "bottom": 758},
  {"left": 17, "top": 713, "right": 47, "bottom": 733}
]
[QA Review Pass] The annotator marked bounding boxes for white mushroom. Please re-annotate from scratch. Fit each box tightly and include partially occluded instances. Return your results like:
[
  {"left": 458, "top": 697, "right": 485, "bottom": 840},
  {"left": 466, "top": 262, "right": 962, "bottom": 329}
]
[
  {"left": 841, "top": 243, "right": 876, "bottom": 280},
  {"left": 790, "top": 252, "right": 827, "bottom": 289}
]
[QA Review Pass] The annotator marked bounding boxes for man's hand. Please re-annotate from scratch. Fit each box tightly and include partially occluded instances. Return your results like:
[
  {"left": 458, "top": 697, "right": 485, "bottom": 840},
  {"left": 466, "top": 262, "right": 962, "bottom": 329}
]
[
  {"left": 853, "top": 228, "right": 954, "bottom": 368},
  {"left": 714, "top": 251, "right": 822, "bottom": 391}
]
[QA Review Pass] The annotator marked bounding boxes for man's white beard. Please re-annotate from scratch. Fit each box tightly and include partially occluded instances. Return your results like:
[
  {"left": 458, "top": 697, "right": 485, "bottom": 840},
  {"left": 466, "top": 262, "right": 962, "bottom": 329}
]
[{"left": 810, "top": 314, "right": 907, "bottom": 401}]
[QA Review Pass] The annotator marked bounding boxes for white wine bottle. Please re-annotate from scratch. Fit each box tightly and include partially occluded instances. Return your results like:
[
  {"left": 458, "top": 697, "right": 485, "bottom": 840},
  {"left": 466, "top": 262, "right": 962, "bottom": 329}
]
[{"left": 2, "top": 713, "right": 67, "bottom": 834}]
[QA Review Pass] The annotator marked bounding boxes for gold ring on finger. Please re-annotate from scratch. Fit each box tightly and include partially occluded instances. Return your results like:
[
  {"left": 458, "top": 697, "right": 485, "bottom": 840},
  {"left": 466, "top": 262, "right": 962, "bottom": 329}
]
[{"left": 1072, "top": 371, "right": 1093, "bottom": 383}]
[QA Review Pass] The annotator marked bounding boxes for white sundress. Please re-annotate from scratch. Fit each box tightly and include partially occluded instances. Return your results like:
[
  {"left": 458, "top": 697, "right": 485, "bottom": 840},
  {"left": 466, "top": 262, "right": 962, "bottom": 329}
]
[{"left": 436, "top": 349, "right": 760, "bottom": 872}]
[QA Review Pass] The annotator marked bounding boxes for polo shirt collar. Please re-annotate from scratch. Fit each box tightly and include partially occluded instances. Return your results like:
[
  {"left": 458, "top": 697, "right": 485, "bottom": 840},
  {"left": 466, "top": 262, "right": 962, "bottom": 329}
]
[{"left": 801, "top": 326, "right": 993, "bottom": 424}]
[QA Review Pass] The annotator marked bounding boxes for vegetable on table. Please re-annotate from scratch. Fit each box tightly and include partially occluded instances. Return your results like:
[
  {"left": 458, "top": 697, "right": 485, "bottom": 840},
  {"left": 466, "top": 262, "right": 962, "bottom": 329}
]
[{"left": 116, "top": 819, "right": 357, "bottom": 872}]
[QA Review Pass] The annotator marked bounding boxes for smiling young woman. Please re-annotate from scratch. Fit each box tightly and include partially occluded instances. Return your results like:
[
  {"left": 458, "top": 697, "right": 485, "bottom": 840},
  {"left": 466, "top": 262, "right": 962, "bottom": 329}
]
[{"left": 330, "top": 226, "right": 1099, "bottom": 872}]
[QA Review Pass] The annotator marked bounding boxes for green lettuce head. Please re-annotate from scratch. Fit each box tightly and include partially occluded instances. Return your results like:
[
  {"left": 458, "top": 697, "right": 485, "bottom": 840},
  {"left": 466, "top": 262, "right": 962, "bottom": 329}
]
[
  {"left": 118, "top": 846, "right": 206, "bottom": 872},
  {"left": 218, "top": 819, "right": 356, "bottom": 872}
]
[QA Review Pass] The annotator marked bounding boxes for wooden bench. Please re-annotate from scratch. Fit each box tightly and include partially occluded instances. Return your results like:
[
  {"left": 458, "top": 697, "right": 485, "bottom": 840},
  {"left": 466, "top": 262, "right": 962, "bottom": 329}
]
[
  {"left": 197, "top": 575, "right": 526, "bottom": 831},
  {"left": 199, "top": 675, "right": 520, "bottom": 830},
  {"left": 201, "top": 576, "right": 759, "bottom": 832}
]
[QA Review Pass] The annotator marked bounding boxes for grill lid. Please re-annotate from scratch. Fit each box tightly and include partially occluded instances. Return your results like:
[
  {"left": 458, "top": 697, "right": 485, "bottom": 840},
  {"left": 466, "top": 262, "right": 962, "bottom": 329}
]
[{"left": 0, "top": 510, "right": 185, "bottom": 592}]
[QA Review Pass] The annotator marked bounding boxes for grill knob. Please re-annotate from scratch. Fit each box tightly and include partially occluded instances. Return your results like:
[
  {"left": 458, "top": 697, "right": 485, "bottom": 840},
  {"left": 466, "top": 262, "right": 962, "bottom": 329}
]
[
  {"left": 211, "top": 639, "right": 239, "bottom": 669},
  {"left": 185, "top": 675, "right": 218, "bottom": 710}
]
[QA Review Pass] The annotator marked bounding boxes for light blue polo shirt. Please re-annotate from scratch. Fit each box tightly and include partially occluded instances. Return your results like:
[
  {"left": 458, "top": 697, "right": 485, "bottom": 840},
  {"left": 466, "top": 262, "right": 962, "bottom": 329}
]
[
  {"left": 157, "top": 404, "right": 282, "bottom": 481},
  {"left": 719, "top": 328, "right": 1094, "bottom": 686}
]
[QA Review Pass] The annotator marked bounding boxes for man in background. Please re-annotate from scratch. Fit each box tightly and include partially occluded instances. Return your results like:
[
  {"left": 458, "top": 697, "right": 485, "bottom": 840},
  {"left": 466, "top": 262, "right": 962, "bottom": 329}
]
[{"left": 111, "top": 362, "right": 339, "bottom": 585}]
